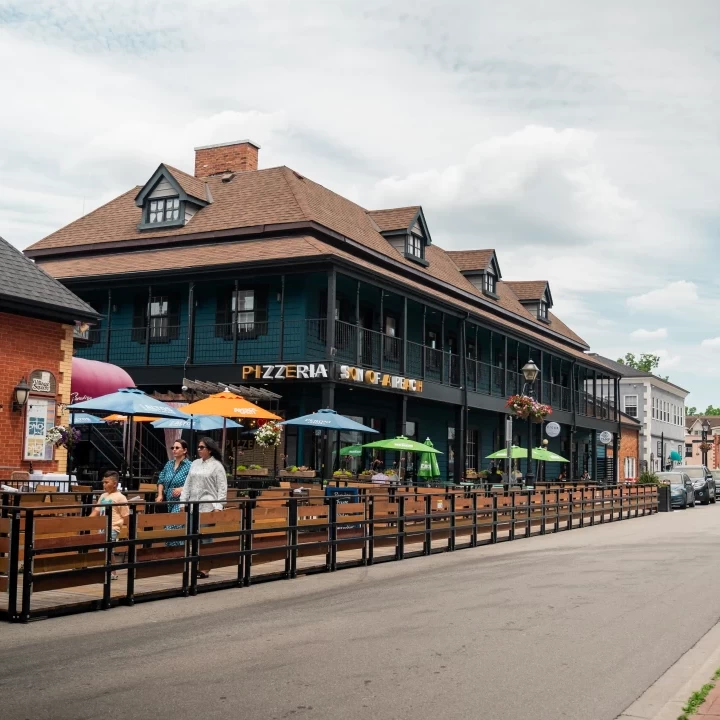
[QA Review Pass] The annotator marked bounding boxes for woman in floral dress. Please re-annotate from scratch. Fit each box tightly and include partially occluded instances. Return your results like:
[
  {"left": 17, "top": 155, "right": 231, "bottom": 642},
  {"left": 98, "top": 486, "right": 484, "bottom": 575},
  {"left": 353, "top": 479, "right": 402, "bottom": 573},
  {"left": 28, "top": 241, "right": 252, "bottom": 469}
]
[{"left": 156, "top": 440, "right": 192, "bottom": 544}]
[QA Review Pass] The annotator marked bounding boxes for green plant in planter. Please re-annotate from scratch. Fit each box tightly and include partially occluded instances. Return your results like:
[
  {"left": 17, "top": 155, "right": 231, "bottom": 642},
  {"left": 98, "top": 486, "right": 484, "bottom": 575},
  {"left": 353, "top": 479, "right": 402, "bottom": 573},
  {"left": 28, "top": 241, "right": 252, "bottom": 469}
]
[
  {"left": 249, "top": 464, "right": 262, "bottom": 470},
  {"left": 637, "top": 470, "right": 660, "bottom": 485},
  {"left": 288, "top": 465, "right": 299, "bottom": 472},
  {"left": 236, "top": 464, "right": 247, "bottom": 472},
  {"left": 333, "top": 470, "right": 352, "bottom": 477}
]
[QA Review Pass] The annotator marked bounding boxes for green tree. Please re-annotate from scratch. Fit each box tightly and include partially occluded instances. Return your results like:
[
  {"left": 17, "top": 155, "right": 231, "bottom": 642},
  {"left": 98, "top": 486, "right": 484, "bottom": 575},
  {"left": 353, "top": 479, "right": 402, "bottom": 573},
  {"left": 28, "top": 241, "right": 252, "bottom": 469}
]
[
  {"left": 703, "top": 405, "right": 720, "bottom": 416},
  {"left": 686, "top": 406, "right": 697, "bottom": 416},
  {"left": 616, "top": 352, "right": 662, "bottom": 373}
]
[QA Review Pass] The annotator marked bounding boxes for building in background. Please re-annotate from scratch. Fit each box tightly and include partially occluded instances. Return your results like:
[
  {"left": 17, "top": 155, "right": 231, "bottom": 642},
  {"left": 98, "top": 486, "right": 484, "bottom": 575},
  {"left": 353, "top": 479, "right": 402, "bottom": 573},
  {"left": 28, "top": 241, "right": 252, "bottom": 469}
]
[
  {"left": 619, "top": 411, "right": 641, "bottom": 481},
  {"left": 590, "top": 355, "right": 688, "bottom": 472},
  {"left": 0, "top": 236, "right": 99, "bottom": 476},
  {"left": 684, "top": 416, "right": 720, "bottom": 469},
  {"left": 25, "top": 140, "right": 624, "bottom": 482}
]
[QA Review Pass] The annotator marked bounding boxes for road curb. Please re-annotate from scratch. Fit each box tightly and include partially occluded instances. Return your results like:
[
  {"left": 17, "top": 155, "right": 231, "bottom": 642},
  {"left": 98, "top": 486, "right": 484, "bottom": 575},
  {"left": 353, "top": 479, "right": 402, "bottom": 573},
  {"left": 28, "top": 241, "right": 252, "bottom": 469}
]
[{"left": 617, "top": 617, "right": 720, "bottom": 719}]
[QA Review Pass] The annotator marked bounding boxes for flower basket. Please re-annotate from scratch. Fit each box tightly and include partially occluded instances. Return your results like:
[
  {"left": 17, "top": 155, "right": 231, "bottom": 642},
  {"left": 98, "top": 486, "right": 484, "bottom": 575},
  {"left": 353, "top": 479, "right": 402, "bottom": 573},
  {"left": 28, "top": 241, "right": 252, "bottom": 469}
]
[
  {"left": 506, "top": 394, "right": 552, "bottom": 422},
  {"left": 255, "top": 421, "right": 283, "bottom": 449}
]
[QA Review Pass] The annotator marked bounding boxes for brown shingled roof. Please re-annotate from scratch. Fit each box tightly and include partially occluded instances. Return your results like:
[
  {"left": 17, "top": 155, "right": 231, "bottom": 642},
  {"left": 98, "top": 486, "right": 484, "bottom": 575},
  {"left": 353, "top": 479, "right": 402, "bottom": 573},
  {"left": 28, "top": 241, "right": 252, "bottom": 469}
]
[
  {"left": 446, "top": 249, "right": 495, "bottom": 273},
  {"left": 27, "top": 163, "right": 589, "bottom": 351},
  {"left": 504, "top": 280, "right": 549, "bottom": 302},
  {"left": 163, "top": 164, "right": 210, "bottom": 203},
  {"left": 366, "top": 206, "right": 420, "bottom": 232}
]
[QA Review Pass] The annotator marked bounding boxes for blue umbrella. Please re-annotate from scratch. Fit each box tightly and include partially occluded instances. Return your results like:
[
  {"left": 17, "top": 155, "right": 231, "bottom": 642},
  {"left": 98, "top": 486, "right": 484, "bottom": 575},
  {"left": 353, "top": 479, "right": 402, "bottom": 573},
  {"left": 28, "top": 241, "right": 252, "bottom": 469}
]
[
  {"left": 68, "top": 388, "right": 188, "bottom": 486},
  {"left": 69, "top": 413, "right": 105, "bottom": 425},
  {"left": 280, "top": 409, "right": 378, "bottom": 481},
  {"left": 280, "top": 409, "right": 378, "bottom": 433},
  {"left": 152, "top": 415, "right": 242, "bottom": 431}
]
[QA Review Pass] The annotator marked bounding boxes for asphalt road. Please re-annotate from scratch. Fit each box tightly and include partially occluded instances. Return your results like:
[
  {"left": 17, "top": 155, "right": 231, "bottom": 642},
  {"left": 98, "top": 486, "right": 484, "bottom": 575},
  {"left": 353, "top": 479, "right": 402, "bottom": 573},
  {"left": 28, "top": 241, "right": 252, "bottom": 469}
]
[{"left": 4, "top": 504, "right": 720, "bottom": 720}]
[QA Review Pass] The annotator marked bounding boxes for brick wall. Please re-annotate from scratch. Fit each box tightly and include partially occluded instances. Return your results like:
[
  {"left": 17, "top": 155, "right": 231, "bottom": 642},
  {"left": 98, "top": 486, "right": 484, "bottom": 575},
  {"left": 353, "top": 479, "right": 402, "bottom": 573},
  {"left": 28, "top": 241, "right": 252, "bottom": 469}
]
[
  {"left": 0, "top": 311, "right": 73, "bottom": 474},
  {"left": 619, "top": 425, "right": 640, "bottom": 481}
]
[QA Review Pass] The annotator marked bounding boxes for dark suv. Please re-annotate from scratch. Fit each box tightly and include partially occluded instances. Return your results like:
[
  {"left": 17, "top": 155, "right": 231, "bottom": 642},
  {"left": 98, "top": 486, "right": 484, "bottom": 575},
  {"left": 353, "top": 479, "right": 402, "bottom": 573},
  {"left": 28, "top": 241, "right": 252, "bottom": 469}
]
[{"left": 677, "top": 465, "right": 716, "bottom": 505}]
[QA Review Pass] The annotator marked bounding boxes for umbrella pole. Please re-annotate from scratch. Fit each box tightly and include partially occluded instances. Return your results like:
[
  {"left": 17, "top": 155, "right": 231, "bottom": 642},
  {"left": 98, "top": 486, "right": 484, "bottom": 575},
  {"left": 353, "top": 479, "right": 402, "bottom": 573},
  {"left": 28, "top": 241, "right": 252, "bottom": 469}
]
[
  {"left": 233, "top": 426, "right": 238, "bottom": 485},
  {"left": 129, "top": 414, "right": 135, "bottom": 491},
  {"left": 222, "top": 418, "right": 227, "bottom": 464}
]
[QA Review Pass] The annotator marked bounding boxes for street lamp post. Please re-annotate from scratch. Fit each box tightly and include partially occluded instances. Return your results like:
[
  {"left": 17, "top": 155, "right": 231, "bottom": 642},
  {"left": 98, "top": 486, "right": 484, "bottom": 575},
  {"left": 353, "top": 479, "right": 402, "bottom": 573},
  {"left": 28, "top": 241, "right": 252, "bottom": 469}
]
[
  {"left": 521, "top": 359, "right": 540, "bottom": 487},
  {"left": 702, "top": 419, "right": 711, "bottom": 467}
]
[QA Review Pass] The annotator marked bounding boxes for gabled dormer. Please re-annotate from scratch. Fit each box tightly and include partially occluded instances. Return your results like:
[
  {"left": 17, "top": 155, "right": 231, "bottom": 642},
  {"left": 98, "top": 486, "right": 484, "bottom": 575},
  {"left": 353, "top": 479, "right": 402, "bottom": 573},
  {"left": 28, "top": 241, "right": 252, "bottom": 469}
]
[
  {"left": 367, "top": 206, "right": 432, "bottom": 266},
  {"left": 135, "top": 163, "right": 211, "bottom": 231},
  {"left": 446, "top": 249, "right": 502, "bottom": 299},
  {"left": 505, "top": 281, "right": 553, "bottom": 323}
]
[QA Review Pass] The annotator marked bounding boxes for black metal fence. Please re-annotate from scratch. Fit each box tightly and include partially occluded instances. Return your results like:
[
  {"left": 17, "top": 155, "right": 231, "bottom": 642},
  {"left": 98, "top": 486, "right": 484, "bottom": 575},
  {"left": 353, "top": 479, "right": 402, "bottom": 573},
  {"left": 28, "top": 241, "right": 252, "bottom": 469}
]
[{"left": 0, "top": 484, "right": 658, "bottom": 623}]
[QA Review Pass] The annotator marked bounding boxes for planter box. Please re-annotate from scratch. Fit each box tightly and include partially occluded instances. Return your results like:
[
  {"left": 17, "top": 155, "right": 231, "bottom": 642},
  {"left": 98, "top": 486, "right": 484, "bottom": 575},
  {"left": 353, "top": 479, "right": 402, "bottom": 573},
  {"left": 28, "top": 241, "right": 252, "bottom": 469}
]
[
  {"left": 279, "top": 470, "right": 317, "bottom": 479},
  {"left": 235, "top": 468, "right": 269, "bottom": 477}
]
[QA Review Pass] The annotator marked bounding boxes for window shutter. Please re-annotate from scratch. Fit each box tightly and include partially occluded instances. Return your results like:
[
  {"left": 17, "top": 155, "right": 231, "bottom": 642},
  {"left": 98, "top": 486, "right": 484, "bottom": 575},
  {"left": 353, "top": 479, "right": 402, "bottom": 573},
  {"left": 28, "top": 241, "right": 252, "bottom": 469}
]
[
  {"left": 215, "top": 290, "right": 232, "bottom": 340},
  {"left": 132, "top": 296, "right": 147, "bottom": 344},
  {"left": 168, "top": 292, "right": 181, "bottom": 341}
]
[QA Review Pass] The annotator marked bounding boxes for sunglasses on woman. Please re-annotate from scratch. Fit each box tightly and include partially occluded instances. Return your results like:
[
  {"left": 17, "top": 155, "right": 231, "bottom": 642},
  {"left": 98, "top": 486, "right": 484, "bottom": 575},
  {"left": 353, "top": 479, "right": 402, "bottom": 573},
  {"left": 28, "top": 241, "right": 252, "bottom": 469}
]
[{"left": 198, "top": 444, "right": 207, "bottom": 450}]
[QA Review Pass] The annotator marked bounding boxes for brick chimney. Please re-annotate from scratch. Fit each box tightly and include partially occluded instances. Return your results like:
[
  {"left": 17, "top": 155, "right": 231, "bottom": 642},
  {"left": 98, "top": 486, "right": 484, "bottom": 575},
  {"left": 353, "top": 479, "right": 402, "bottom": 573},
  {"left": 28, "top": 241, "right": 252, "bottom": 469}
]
[{"left": 194, "top": 140, "right": 260, "bottom": 177}]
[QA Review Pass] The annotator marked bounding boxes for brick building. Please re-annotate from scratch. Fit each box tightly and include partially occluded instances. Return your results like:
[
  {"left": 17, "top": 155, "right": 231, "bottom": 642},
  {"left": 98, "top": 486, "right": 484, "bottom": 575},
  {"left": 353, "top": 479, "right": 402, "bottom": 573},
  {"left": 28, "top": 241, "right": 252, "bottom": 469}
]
[
  {"left": 619, "top": 412, "right": 641, "bottom": 481},
  {"left": 0, "top": 236, "right": 99, "bottom": 475},
  {"left": 684, "top": 416, "right": 720, "bottom": 468}
]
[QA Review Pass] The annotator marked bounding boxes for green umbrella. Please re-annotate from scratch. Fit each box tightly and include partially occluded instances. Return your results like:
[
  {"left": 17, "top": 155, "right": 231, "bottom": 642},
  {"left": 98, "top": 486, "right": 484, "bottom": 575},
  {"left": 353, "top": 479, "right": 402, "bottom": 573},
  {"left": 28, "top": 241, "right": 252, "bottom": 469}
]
[
  {"left": 363, "top": 436, "right": 442, "bottom": 453},
  {"left": 486, "top": 445, "right": 528, "bottom": 460},
  {"left": 417, "top": 438, "right": 441, "bottom": 479},
  {"left": 339, "top": 445, "right": 363, "bottom": 457},
  {"left": 669, "top": 450, "right": 682, "bottom": 462},
  {"left": 531, "top": 447, "right": 570, "bottom": 462}
]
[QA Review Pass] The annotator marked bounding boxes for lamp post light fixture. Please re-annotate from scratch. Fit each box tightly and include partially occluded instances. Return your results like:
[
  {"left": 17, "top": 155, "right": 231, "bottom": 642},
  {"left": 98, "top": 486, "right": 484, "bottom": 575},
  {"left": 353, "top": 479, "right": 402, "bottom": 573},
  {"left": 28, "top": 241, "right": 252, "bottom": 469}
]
[
  {"left": 521, "top": 359, "right": 540, "bottom": 486},
  {"left": 702, "top": 419, "right": 711, "bottom": 467},
  {"left": 12, "top": 378, "right": 30, "bottom": 412}
]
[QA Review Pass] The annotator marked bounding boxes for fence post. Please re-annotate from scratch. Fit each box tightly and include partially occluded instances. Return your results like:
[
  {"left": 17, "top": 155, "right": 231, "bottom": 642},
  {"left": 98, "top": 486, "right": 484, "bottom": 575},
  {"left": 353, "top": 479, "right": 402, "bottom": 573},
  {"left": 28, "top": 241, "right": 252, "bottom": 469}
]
[
  {"left": 448, "top": 493, "right": 456, "bottom": 551},
  {"left": 102, "top": 508, "right": 113, "bottom": 610},
  {"left": 243, "top": 500, "right": 253, "bottom": 586},
  {"left": 525, "top": 490, "right": 531, "bottom": 538},
  {"left": 397, "top": 496, "right": 406, "bottom": 561},
  {"left": 367, "top": 496, "right": 375, "bottom": 566},
  {"left": 7, "top": 510, "right": 21, "bottom": 621},
  {"left": 471, "top": 493, "right": 478, "bottom": 547},
  {"left": 288, "top": 497, "right": 298, "bottom": 579},
  {"left": 509, "top": 493, "right": 516, "bottom": 541},
  {"left": 567, "top": 491, "right": 574, "bottom": 530},
  {"left": 328, "top": 497, "right": 338, "bottom": 572},
  {"left": 424, "top": 494, "right": 432, "bottom": 555},
  {"left": 189, "top": 502, "right": 200, "bottom": 595},
  {"left": 491, "top": 495, "right": 498, "bottom": 544},
  {"left": 21, "top": 508, "right": 34, "bottom": 623},
  {"left": 540, "top": 489, "right": 546, "bottom": 535}
]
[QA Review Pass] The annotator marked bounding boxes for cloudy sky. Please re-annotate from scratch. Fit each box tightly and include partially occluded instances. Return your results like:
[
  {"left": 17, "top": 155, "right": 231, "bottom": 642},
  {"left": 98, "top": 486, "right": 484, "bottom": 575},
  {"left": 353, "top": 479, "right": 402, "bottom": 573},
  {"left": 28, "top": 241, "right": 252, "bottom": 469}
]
[{"left": 1, "top": 0, "right": 718, "bottom": 407}]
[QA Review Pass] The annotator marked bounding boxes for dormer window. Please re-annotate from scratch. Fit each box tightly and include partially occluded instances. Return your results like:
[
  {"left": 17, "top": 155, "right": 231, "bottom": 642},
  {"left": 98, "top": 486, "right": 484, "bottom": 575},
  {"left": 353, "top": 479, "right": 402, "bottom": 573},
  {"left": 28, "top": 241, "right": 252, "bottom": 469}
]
[
  {"left": 148, "top": 197, "right": 180, "bottom": 224},
  {"left": 483, "top": 272, "right": 497, "bottom": 296},
  {"left": 538, "top": 300, "right": 548, "bottom": 321},
  {"left": 407, "top": 233, "right": 423, "bottom": 259}
]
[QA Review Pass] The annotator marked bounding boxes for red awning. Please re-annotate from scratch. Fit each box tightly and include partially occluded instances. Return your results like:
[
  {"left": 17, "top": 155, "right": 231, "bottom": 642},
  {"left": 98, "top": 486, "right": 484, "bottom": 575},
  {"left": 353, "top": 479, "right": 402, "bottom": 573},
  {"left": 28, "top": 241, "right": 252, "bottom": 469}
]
[{"left": 70, "top": 357, "right": 135, "bottom": 403}]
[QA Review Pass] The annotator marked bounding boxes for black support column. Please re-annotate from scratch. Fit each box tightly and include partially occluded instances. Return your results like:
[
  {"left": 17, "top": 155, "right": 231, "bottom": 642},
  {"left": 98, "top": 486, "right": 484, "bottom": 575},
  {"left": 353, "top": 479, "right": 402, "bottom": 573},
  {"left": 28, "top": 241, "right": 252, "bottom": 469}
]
[
  {"left": 187, "top": 282, "right": 195, "bottom": 365},
  {"left": 321, "top": 382, "right": 336, "bottom": 481},
  {"left": 591, "top": 429, "right": 598, "bottom": 482},
  {"left": 326, "top": 268, "right": 336, "bottom": 360}
]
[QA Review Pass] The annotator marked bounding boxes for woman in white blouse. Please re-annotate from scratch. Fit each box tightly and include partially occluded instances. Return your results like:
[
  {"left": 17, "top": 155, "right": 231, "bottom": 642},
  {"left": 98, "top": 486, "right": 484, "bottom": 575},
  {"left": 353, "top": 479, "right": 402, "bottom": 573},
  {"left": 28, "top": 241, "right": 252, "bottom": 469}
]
[{"left": 180, "top": 436, "right": 227, "bottom": 578}]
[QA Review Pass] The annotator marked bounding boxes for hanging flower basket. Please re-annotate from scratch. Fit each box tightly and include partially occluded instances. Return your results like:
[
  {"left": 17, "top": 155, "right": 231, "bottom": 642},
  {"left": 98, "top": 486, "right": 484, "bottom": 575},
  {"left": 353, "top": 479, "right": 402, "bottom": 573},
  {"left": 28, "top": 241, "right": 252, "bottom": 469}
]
[
  {"left": 45, "top": 425, "right": 81, "bottom": 452},
  {"left": 699, "top": 441, "right": 713, "bottom": 453},
  {"left": 255, "top": 421, "right": 282, "bottom": 449},
  {"left": 506, "top": 395, "right": 552, "bottom": 421}
]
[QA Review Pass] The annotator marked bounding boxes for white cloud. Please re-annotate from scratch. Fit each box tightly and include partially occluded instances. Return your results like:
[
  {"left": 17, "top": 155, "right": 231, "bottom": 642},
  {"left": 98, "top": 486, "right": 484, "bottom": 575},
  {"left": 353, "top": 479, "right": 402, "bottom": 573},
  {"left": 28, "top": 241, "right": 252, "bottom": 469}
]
[
  {"left": 631, "top": 328, "right": 668, "bottom": 340},
  {"left": 701, "top": 338, "right": 720, "bottom": 348},
  {"left": 626, "top": 282, "right": 699, "bottom": 312}
]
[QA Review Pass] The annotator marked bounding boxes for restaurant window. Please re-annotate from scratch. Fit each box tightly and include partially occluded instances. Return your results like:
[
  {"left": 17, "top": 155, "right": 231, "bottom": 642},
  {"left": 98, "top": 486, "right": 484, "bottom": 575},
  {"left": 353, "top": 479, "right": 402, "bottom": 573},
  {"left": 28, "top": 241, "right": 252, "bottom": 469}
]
[
  {"left": 407, "top": 233, "right": 423, "bottom": 259},
  {"left": 686, "top": 443, "right": 693, "bottom": 457},
  {"left": 148, "top": 197, "right": 180, "bottom": 224},
  {"left": 426, "top": 330, "right": 441, "bottom": 369},
  {"left": 133, "top": 293, "right": 179, "bottom": 343},
  {"left": 384, "top": 315, "right": 399, "bottom": 361},
  {"left": 466, "top": 429, "right": 479, "bottom": 472},
  {"left": 623, "top": 395, "right": 638, "bottom": 418}
]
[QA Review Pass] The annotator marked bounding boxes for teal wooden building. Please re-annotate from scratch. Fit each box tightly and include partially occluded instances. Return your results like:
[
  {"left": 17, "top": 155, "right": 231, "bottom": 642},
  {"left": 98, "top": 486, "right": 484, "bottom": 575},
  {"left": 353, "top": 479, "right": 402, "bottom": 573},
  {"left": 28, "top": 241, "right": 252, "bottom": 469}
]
[{"left": 26, "top": 140, "right": 621, "bottom": 481}]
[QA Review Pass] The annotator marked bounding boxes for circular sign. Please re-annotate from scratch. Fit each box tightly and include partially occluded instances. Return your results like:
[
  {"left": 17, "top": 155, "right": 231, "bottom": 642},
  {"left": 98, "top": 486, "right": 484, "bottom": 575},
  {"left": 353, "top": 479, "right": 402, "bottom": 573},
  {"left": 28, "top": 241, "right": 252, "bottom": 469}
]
[
  {"left": 545, "top": 422, "right": 561, "bottom": 438},
  {"left": 599, "top": 431, "right": 613, "bottom": 445}
]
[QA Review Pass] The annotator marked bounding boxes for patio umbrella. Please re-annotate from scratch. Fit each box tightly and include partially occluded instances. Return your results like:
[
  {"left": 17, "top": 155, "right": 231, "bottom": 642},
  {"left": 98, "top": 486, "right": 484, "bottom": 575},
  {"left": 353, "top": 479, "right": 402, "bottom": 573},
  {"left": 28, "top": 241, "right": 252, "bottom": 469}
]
[
  {"left": 485, "top": 445, "right": 528, "bottom": 460},
  {"left": 339, "top": 445, "right": 363, "bottom": 457},
  {"left": 69, "top": 413, "right": 105, "bottom": 425},
  {"left": 417, "top": 438, "right": 441, "bottom": 480},
  {"left": 152, "top": 415, "right": 242, "bottom": 431},
  {"left": 531, "top": 448, "right": 570, "bottom": 462},
  {"left": 281, "top": 410, "right": 378, "bottom": 480},
  {"left": 363, "top": 436, "right": 441, "bottom": 453},
  {"left": 103, "top": 414, "right": 160, "bottom": 422},
  {"left": 68, "top": 388, "right": 188, "bottom": 486},
  {"left": 180, "top": 391, "right": 281, "bottom": 460}
]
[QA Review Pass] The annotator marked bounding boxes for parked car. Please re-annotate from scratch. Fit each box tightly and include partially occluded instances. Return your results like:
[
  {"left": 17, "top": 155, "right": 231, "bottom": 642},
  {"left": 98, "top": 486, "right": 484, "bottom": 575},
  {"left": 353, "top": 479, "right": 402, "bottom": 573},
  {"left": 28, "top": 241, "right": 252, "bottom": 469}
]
[
  {"left": 675, "top": 465, "right": 716, "bottom": 505},
  {"left": 658, "top": 472, "right": 696, "bottom": 509}
]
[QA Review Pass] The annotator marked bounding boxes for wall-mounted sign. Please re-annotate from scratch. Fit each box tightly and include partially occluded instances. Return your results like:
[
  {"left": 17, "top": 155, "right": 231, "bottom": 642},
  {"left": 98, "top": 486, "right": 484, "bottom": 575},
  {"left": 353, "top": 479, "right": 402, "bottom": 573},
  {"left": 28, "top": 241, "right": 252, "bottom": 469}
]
[
  {"left": 240, "top": 363, "right": 329, "bottom": 381},
  {"left": 338, "top": 365, "right": 423, "bottom": 393},
  {"left": 25, "top": 397, "right": 55, "bottom": 461},
  {"left": 599, "top": 430, "right": 613, "bottom": 445},
  {"left": 29, "top": 369, "right": 56, "bottom": 395},
  {"left": 545, "top": 422, "right": 561, "bottom": 438}
]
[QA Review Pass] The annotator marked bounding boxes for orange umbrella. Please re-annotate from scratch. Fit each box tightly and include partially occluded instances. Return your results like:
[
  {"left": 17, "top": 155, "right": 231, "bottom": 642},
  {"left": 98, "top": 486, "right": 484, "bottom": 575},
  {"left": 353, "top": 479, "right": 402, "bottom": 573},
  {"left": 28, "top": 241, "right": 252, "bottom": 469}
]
[
  {"left": 180, "top": 391, "right": 280, "bottom": 460},
  {"left": 179, "top": 392, "right": 280, "bottom": 420}
]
